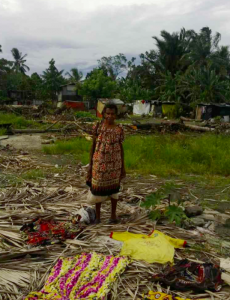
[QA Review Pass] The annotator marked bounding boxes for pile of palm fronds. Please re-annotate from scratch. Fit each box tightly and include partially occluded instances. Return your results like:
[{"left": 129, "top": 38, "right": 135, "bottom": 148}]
[
  {"left": 0, "top": 181, "right": 230, "bottom": 300},
  {"left": 0, "top": 149, "right": 230, "bottom": 299}
]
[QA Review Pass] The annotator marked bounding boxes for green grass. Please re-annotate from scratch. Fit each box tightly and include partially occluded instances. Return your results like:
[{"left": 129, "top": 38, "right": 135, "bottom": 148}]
[
  {"left": 0, "top": 113, "right": 65, "bottom": 130},
  {"left": 20, "top": 169, "right": 46, "bottom": 180},
  {"left": 0, "top": 113, "right": 45, "bottom": 129},
  {"left": 43, "top": 138, "right": 91, "bottom": 165},
  {"left": 0, "top": 128, "right": 7, "bottom": 136},
  {"left": 42, "top": 134, "right": 230, "bottom": 177}
]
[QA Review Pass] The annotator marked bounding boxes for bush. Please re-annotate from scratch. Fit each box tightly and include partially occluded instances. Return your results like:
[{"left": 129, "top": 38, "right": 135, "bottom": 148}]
[{"left": 75, "top": 111, "right": 98, "bottom": 122}]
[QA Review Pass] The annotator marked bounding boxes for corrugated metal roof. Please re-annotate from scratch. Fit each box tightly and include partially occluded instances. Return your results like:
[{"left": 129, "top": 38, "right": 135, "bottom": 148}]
[
  {"left": 98, "top": 98, "right": 124, "bottom": 105},
  {"left": 197, "top": 103, "right": 230, "bottom": 107}
]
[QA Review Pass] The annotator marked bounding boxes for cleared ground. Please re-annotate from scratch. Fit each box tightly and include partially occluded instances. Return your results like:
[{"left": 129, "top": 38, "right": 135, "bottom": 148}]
[{"left": 0, "top": 134, "right": 43, "bottom": 150}]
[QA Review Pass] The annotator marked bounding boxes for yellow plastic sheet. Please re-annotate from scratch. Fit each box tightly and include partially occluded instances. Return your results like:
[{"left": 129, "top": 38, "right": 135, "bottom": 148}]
[
  {"left": 144, "top": 291, "right": 191, "bottom": 300},
  {"left": 162, "top": 104, "right": 178, "bottom": 119},
  {"left": 111, "top": 230, "right": 186, "bottom": 264},
  {"left": 97, "top": 100, "right": 105, "bottom": 114}
]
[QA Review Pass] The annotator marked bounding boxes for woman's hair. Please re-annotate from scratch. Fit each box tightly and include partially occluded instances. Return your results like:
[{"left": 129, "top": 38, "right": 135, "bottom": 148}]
[{"left": 102, "top": 103, "right": 118, "bottom": 116}]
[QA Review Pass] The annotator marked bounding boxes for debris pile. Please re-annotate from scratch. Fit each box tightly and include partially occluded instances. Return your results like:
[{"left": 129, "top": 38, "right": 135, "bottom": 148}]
[{"left": 0, "top": 158, "right": 230, "bottom": 299}]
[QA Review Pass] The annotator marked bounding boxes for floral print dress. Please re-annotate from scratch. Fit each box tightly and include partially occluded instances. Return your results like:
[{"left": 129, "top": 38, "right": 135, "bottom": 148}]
[{"left": 88, "top": 122, "right": 125, "bottom": 197}]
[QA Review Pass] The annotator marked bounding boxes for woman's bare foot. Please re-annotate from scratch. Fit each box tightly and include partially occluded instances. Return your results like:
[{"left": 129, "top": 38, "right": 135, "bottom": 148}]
[{"left": 107, "top": 218, "right": 120, "bottom": 224}]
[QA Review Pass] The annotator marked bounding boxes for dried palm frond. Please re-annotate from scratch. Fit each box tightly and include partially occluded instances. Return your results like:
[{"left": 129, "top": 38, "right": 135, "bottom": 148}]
[{"left": 1, "top": 149, "right": 230, "bottom": 299}]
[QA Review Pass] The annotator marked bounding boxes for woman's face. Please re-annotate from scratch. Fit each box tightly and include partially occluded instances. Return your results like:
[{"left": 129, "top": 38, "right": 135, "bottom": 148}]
[{"left": 104, "top": 108, "right": 116, "bottom": 124}]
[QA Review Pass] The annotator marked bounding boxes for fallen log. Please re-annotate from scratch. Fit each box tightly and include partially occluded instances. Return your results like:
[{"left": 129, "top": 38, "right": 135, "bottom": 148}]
[
  {"left": 180, "top": 116, "right": 203, "bottom": 122},
  {"left": 13, "top": 128, "right": 62, "bottom": 134},
  {"left": 0, "top": 135, "right": 9, "bottom": 141},
  {"left": 184, "top": 124, "right": 215, "bottom": 132}
]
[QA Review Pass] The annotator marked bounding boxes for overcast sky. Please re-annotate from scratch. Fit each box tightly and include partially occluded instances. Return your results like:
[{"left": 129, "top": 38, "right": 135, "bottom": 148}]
[{"left": 0, "top": 0, "right": 230, "bottom": 76}]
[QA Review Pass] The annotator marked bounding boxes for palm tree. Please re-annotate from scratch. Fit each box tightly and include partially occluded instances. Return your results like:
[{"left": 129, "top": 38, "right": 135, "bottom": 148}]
[
  {"left": 141, "top": 28, "right": 193, "bottom": 76},
  {"left": 65, "top": 68, "right": 83, "bottom": 83},
  {"left": 179, "top": 65, "right": 229, "bottom": 104},
  {"left": 188, "top": 27, "right": 221, "bottom": 66},
  {"left": 11, "top": 48, "right": 30, "bottom": 74}
]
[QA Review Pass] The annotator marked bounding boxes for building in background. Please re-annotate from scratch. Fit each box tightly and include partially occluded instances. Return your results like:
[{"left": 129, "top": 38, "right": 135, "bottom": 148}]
[
  {"left": 57, "top": 83, "right": 87, "bottom": 110},
  {"left": 7, "top": 90, "right": 43, "bottom": 105},
  {"left": 196, "top": 103, "right": 230, "bottom": 121}
]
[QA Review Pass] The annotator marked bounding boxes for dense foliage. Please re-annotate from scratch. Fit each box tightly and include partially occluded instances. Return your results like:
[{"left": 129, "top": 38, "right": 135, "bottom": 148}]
[{"left": 0, "top": 26, "right": 230, "bottom": 106}]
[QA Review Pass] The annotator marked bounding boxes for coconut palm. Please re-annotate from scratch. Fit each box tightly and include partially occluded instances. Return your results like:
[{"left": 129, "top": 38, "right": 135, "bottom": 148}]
[
  {"left": 65, "top": 68, "right": 83, "bottom": 83},
  {"left": 141, "top": 28, "right": 193, "bottom": 76},
  {"left": 11, "top": 48, "right": 30, "bottom": 74},
  {"left": 187, "top": 28, "right": 223, "bottom": 66}
]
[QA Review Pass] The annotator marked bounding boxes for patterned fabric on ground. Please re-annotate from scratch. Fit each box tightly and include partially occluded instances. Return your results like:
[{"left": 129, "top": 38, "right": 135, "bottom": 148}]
[
  {"left": 111, "top": 230, "right": 186, "bottom": 264},
  {"left": 25, "top": 252, "right": 130, "bottom": 300},
  {"left": 152, "top": 259, "right": 223, "bottom": 292},
  {"left": 144, "top": 291, "right": 191, "bottom": 300},
  {"left": 20, "top": 218, "right": 83, "bottom": 246}
]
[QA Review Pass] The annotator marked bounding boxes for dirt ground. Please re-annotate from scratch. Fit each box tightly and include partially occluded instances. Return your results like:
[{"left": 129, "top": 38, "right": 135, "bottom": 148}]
[
  {"left": 0, "top": 134, "right": 43, "bottom": 150},
  {"left": 1, "top": 136, "right": 230, "bottom": 299}
]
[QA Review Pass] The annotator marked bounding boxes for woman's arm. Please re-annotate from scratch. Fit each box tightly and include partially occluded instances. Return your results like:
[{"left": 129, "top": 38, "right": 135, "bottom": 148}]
[
  {"left": 89, "top": 137, "right": 96, "bottom": 165},
  {"left": 121, "top": 144, "right": 126, "bottom": 179},
  {"left": 86, "top": 123, "right": 98, "bottom": 183}
]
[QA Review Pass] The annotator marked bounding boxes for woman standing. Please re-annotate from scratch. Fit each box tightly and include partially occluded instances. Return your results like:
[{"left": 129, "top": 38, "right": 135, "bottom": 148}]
[{"left": 86, "top": 103, "right": 126, "bottom": 224}]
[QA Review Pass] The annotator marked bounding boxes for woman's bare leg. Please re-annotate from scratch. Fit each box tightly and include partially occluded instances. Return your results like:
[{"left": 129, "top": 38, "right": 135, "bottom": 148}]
[
  {"left": 111, "top": 198, "right": 118, "bottom": 220},
  {"left": 95, "top": 202, "right": 101, "bottom": 223}
]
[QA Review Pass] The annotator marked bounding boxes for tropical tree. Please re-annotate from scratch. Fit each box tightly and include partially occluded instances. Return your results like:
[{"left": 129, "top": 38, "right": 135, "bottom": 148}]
[
  {"left": 210, "top": 45, "right": 230, "bottom": 76},
  {"left": 65, "top": 68, "right": 83, "bottom": 84},
  {"left": 79, "top": 69, "right": 117, "bottom": 102},
  {"left": 0, "top": 58, "right": 14, "bottom": 102},
  {"left": 98, "top": 54, "right": 135, "bottom": 80},
  {"left": 155, "top": 71, "right": 182, "bottom": 103},
  {"left": 42, "top": 59, "right": 65, "bottom": 102},
  {"left": 187, "top": 27, "right": 219, "bottom": 65},
  {"left": 11, "top": 48, "right": 30, "bottom": 73},
  {"left": 0, "top": 58, "right": 13, "bottom": 74},
  {"left": 118, "top": 78, "right": 154, "bottom": 102},
  {"left": 30, "top": 73, "right": 47, "bottom": 100},
  {"left": 179, "top": 65, "right": 230, "bottom": 104},
  {"left": 126, "top": 62, "right": 156, "bottom": 91},
  {"left": 140, "top": 28, "right": 193, "bottom": 76}
]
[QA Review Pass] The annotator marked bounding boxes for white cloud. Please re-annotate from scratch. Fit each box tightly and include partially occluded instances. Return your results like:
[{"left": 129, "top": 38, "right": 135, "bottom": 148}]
[{"left": 0, "top": 0, "right": 230, "bottom": 75}]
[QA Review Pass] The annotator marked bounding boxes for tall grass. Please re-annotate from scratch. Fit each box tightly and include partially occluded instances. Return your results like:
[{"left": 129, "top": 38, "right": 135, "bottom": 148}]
[
  {"left": 0, "top": 128, "right": 7, "bottom": 136},
  {"left": 0, "top": 113, "right": 45, "bottom": 129},
  {"left": 125, "top": 134, "right": 230, "bottom": 176},
  {"left": 43, "top": 134, "right": 230, "bottom": 176},
  {"left": 43, "top": 138, "right": 91, "bottom": 165}
]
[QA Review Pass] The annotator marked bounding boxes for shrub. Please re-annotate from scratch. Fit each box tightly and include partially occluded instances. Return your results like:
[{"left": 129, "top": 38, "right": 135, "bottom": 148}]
[
  {"left": 0, "top": 128, "right": 7, "bottom": 136},
  {"left": 75, "top": 111, "right": 98, "bottom": 122}
]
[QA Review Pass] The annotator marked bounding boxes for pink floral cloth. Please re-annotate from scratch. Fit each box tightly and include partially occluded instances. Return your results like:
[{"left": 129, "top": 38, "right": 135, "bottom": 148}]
[{"left": 24, "top": 252, "right": 130, "bottom": 300}]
